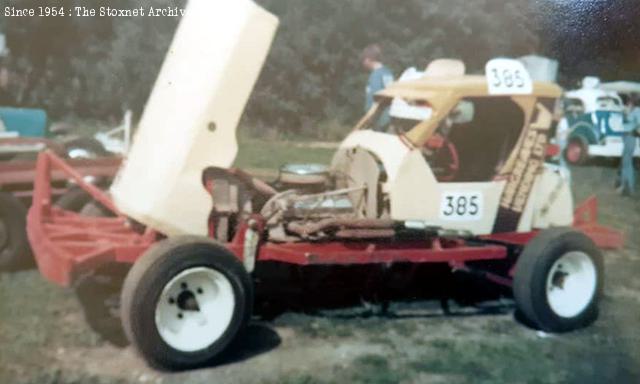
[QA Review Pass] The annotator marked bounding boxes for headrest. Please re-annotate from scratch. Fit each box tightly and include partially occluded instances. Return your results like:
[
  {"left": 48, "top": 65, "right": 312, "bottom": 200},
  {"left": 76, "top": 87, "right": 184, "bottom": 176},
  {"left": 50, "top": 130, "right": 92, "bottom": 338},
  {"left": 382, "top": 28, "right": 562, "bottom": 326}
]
[{"left": 424, "top": 59, "right": 466, "bottom": 78}]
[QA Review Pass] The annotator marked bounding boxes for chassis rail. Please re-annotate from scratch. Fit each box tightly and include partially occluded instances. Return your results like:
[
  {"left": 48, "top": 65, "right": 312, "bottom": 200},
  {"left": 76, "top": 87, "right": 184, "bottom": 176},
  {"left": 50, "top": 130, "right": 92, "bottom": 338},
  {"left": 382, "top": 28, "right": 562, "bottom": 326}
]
[{"left": 27, "top": 151, "right": 625, "bottom": 288}]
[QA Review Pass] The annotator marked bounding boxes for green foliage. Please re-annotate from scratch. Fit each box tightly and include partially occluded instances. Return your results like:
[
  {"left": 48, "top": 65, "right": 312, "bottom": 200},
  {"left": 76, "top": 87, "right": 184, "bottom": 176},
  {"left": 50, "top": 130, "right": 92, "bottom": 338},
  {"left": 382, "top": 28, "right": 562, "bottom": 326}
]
[{"left": 0, "top": 0, "right": 538, "bottom": 136}]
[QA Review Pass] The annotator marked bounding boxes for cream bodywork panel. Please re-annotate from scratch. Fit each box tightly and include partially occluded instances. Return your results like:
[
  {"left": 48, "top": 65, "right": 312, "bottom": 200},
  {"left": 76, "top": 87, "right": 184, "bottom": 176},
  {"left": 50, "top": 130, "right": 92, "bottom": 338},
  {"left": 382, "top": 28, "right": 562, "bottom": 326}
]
[
  {"left": 524, "top": 165, "right": 574, "bottom": 230},
  {"left": 336, "top": 138, "right": 572, "bottom": 234},
  {"left": 111, "top": 0, "right": 278, "bottom": 236},
  {"left": 389, "top": 150, "right": 506, "bottom": 234},
  {"left": 335, "top": 130, "right": 410, "bottom": 185}
]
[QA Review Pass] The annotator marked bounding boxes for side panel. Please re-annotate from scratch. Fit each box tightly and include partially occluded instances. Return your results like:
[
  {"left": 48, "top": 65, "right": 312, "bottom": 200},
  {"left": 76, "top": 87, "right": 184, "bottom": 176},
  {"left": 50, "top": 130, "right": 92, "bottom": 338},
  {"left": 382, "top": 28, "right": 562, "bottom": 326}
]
[
  {"left": 390, "top": 150, "right": 506, "bottom": 235},
  {"left": 589, "top": 139, "right": 640, "bottom": 157},
  {"left": 111, "top": 0, "right": 278, "bottom": 236},
  {"left": 516, "top": 165, "right": 573, "bottom": 231},
  {"left": 493, "top": 99, "right": 553, "bottom": 233},
  {"left": 333, "top": 130, "right": 410, "bottom": 184}
]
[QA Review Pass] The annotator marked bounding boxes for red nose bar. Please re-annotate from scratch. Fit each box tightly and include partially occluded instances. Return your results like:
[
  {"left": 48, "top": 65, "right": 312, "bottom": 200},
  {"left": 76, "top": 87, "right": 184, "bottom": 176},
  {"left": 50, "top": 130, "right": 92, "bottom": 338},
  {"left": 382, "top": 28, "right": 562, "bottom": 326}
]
[{"left": 27, "top": 151, "right": 156, "bottom": 286}]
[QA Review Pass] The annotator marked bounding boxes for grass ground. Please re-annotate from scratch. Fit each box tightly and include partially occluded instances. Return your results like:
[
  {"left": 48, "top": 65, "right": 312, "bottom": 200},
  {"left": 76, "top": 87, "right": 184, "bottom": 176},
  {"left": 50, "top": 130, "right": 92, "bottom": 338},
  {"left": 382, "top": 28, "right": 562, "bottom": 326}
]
[{"left": 0, "top": 147, "right": 638, "bottom": 383}]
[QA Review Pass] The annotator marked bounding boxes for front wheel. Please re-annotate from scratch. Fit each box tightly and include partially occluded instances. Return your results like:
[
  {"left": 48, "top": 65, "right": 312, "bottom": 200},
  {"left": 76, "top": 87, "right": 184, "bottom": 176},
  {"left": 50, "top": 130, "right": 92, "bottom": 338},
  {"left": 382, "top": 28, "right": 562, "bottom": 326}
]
[
  {"left": 120, "top": 236, "right": 253, "bottom": 370},
  {"left": 513, "top": 228, "right": 603, "bottom": 332}
]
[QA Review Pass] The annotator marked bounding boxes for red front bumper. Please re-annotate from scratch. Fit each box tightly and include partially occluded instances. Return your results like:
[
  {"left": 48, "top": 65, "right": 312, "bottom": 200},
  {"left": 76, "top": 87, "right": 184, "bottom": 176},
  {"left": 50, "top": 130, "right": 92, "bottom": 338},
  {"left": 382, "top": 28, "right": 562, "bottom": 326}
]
[
  {"left": 573, "top": 195, "right": 624, "bottom": 249},
  {"left": 26, "top": 151, "right": 155, "bottom": 286}
]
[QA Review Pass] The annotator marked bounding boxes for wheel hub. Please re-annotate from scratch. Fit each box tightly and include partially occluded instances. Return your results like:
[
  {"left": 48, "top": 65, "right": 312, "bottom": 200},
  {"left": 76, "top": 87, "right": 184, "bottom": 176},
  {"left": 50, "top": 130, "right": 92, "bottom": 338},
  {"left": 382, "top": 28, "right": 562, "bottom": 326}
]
[
  {"left": 550, "top": 268, "right": 568, "bottom": 290},
  {"left": 155, "top": 267, "right": 235, "bottom": 352},
  {"left": 567, "top": 142, "right": 582, "bottom": 163},
  {"left": 546, "top": 251, "right": 597, "bottom": 318},
  {"left": 176, "top": 289, "right": 200, "bottom": 312}
]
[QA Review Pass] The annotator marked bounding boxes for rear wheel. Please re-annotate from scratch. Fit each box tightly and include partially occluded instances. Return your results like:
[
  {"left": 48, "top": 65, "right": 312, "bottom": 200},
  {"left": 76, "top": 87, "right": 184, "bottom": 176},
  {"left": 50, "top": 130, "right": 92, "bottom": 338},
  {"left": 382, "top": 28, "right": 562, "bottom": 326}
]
[
  {"left": 513, "top": 228, "right": 602, "bottom": 332},
  {"left": 564, "top": 136, "right": 589, "bottom": 165},
  {"left": 55, "top": 186, "right": 93, "bottom": 212},
  {"left": 121, "top": 236, "right": 253, "bottom": 370},
  {"left": 75, "top": 264, "right": 130, "bottom": 347},
  {"left": 0, "top": 192, "right": 32, "bottom": 271}
]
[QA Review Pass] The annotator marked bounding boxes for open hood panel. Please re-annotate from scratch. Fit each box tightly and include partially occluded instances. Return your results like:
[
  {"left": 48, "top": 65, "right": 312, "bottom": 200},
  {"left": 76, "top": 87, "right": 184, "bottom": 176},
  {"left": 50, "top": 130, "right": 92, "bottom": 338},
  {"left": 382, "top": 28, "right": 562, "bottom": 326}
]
[{"left": 111, "top": 0, "right": 279, "bottom": 236}]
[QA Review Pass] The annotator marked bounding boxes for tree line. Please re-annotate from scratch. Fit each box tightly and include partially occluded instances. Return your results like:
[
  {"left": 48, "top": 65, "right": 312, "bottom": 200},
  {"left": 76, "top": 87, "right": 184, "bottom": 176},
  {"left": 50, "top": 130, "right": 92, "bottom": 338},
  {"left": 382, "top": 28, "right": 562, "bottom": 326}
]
[{"left": 0, "top": 0, "right": 636, "bottom": 137}]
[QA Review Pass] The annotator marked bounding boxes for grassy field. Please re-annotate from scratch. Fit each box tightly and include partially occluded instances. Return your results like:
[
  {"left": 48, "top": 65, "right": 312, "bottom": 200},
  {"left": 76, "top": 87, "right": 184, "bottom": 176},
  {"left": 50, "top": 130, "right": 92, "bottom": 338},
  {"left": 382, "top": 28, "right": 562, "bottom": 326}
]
[{"left": 0, "top": 147, "right": 639, "bottom": 383}]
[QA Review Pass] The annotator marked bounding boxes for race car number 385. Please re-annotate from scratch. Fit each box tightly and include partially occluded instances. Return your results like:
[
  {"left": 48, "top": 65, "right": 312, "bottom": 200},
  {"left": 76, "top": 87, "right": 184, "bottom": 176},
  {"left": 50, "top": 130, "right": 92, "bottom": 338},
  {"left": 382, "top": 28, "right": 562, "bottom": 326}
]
[{"left": 440, "top": 191, "right": 483, "bottom": 221}]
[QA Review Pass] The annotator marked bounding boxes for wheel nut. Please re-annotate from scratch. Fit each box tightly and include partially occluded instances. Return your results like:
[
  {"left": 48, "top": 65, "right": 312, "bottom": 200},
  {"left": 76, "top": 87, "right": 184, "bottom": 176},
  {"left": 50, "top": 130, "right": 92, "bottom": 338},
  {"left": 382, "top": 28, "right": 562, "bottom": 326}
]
[
  {"left": 181, "top": 282, "right": 188, "bottom": 290},
  {"left": 197, "top": 288, "right": 203, "bottom": 294},
  {"left": 168, "top": 297, "right": 175, "bottom": 304},
  {"left": 177, "top": 313, "right": 183, "bottom": 319}
]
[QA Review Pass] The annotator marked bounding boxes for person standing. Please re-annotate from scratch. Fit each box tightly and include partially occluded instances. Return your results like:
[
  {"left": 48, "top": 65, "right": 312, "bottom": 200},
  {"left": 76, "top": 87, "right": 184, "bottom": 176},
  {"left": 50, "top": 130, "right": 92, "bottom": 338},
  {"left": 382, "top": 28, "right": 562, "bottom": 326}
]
[
  {"left": 361, "top": 44, "right": 394, "bottom": 131},
  {"left": 618, "top": 96, "right": 640, "bottom": 196}
]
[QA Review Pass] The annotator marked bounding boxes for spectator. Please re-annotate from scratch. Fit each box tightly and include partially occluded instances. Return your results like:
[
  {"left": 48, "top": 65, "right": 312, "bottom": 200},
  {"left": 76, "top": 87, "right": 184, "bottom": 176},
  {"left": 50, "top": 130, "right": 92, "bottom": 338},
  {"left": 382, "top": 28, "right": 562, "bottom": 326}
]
[
  {"left": 361, "top": 44, "right": 394, "bottom": 131},
  {"left": 617, "top": 95, "right": 640, "bottom": 196}
]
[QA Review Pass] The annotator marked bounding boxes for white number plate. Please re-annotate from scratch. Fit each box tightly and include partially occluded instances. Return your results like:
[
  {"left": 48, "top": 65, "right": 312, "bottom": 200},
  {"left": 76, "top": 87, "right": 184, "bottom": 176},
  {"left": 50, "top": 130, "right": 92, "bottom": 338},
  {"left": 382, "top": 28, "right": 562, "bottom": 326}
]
[
  {"left": 485, "top": 58, "right": 532, "bottom": 95},
  {"left": 440, "top": 191, "right": 483, "bottom": 221}
]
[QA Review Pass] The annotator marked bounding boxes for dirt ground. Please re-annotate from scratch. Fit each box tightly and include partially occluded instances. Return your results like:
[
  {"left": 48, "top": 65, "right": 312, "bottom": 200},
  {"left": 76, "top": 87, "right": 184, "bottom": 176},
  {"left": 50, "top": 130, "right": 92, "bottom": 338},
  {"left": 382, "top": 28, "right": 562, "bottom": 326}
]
[{"left": 1, "top": 163, "right": 639, "bottom": 384}]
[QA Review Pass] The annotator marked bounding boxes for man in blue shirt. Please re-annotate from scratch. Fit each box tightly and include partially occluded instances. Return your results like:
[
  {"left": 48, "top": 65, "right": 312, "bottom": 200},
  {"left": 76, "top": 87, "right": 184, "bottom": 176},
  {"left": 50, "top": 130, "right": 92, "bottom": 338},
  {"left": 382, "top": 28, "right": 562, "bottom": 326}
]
[
  {"left": 618, "top": 96, "right": 640, "bottom": 196},
  {"left": 361, "top": 44, "right": 394, "bottom": 131}
]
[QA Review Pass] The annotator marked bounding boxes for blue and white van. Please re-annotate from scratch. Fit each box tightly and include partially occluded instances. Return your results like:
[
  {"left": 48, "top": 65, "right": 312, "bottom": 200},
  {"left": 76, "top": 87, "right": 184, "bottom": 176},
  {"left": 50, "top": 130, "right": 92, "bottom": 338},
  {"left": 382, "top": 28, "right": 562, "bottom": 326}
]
[{"left": 562, "top": 78, "right": 639, "bottom": 165}]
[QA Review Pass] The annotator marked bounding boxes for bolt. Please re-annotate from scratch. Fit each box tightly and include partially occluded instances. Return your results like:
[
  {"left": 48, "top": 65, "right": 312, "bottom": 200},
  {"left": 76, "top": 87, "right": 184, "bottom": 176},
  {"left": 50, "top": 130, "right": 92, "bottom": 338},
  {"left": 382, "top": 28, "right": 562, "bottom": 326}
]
[
  {"left": 168, "top": 297, "right": 175, "bottom": 305},
  {"left": 197, "top": 288, "right": 203, "bottom": 294},
  {"left": 177, "top": 313, "right": 183, "bottom": 319},
  {"left": 181, "top": 282, "right": 188, "bottom": 290}
]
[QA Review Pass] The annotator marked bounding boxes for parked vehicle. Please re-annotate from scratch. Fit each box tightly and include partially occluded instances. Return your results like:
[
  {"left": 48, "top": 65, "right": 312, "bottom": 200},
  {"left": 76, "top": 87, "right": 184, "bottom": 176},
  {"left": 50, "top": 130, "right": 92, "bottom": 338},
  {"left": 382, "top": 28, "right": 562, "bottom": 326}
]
[{"left": 563, "top": 78, "right": 640, "bottom": 165}]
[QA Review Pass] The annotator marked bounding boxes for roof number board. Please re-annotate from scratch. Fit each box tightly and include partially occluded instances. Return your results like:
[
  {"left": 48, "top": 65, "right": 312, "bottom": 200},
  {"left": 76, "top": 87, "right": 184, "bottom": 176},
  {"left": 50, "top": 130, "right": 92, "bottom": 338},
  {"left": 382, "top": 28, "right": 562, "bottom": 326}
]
[{"left": 485, "top": 58, "right": 532, "bottom": 95}]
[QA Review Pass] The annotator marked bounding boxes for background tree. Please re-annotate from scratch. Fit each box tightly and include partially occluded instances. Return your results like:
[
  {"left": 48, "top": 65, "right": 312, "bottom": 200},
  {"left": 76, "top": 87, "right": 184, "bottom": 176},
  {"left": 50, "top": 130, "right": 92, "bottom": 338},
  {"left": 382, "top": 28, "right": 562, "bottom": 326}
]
[{"left": 0, "top": 0, "right": 638, "bottom": 137}]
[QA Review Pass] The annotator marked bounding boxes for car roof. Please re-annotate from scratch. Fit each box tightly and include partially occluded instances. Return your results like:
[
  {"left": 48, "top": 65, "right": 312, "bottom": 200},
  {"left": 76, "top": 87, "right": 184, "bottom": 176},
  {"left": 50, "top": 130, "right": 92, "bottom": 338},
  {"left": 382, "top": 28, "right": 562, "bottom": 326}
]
[
  {"left": 600, "top": 81, "right": 640, "bottom": 94},
  {"left": 375, "top": 75, "right": 562, "bottom": 101},
  {"left": 565, "top": 88, "right": 623, "bottom": 113}
]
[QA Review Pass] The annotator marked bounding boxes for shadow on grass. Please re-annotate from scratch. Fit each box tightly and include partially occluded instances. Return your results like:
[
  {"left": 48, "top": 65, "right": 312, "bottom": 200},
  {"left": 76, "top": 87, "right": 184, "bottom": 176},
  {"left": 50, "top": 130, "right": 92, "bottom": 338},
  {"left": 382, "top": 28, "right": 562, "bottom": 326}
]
[
  {"left": 253, "top": 262, "right": 515, "bottom": 325},
  {"left": 215, "top": 323, "right": 282, "bottom": 366}
]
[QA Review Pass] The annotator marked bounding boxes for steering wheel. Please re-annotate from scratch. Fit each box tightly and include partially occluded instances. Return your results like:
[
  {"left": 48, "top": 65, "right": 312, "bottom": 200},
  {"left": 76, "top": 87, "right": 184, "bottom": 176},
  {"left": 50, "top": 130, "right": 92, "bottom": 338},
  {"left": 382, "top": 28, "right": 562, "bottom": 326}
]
[{"left": 424, "top": 134, "right": 460, "bottom": 181}]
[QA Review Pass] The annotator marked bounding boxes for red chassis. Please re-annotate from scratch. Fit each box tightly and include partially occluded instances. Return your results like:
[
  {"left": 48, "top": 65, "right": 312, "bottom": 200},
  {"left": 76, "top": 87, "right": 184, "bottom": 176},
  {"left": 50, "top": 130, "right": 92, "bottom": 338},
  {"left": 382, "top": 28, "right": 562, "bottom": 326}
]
[{"left": 27, "top": 151, "right": 624, "bottom": 288}]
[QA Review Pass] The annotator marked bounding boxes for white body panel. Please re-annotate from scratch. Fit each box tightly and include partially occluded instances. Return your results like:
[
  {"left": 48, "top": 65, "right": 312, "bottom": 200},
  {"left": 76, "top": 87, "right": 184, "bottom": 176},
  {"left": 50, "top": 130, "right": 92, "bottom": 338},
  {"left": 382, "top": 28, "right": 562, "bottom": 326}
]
[
  {"left": 390, "top": 150, "right": 506, "bottom": 234},
  {"left": 588, "top": 138, "right": 640, "bottom": 158},
  {"left": 111, "top": 0, "right": 278, "bottom": 236},
  {"left": 337, "top": 130, "right": 410, "bottom": 185},
  {"left": 336, "top": 141, "right": 574, "bottom": 235}
]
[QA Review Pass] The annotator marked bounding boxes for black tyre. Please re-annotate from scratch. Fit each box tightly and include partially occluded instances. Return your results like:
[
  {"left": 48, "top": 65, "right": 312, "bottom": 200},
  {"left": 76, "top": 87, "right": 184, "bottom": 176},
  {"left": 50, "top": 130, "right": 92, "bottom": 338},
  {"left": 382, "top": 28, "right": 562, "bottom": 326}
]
[
  {"left": 79, "top": 200, "right": 113, "bottom": 217},
  {"left": 75, "top": 263, "right": 130, "bottom": 347},
  {"left": 564, "top": 136, "right": 589, "bottom": 165},
  {"left": 121, "top": 236, "right": 253, "bottom": 370},
  {"left": 55, "top": 186, "right": 93, "bottom": 212},
  {"left": 0, "top": 192, "right": 33, "bottom": 271},
  {"left": 65, "top": 137, "right": 108, "bottom": 159},
  {"left": 513, "top": 228, "right": 603, "bottom": 332}
]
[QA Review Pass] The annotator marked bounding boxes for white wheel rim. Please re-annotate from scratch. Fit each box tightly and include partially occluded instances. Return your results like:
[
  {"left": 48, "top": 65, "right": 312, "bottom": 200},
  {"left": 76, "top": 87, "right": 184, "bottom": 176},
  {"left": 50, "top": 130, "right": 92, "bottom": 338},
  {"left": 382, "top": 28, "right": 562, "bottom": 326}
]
[
  {"left": 155, "top": 267, "right": 235, "bottom": 352},
  {"left": 545, "top": 251, "right": 597, "bottom": 318}
]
